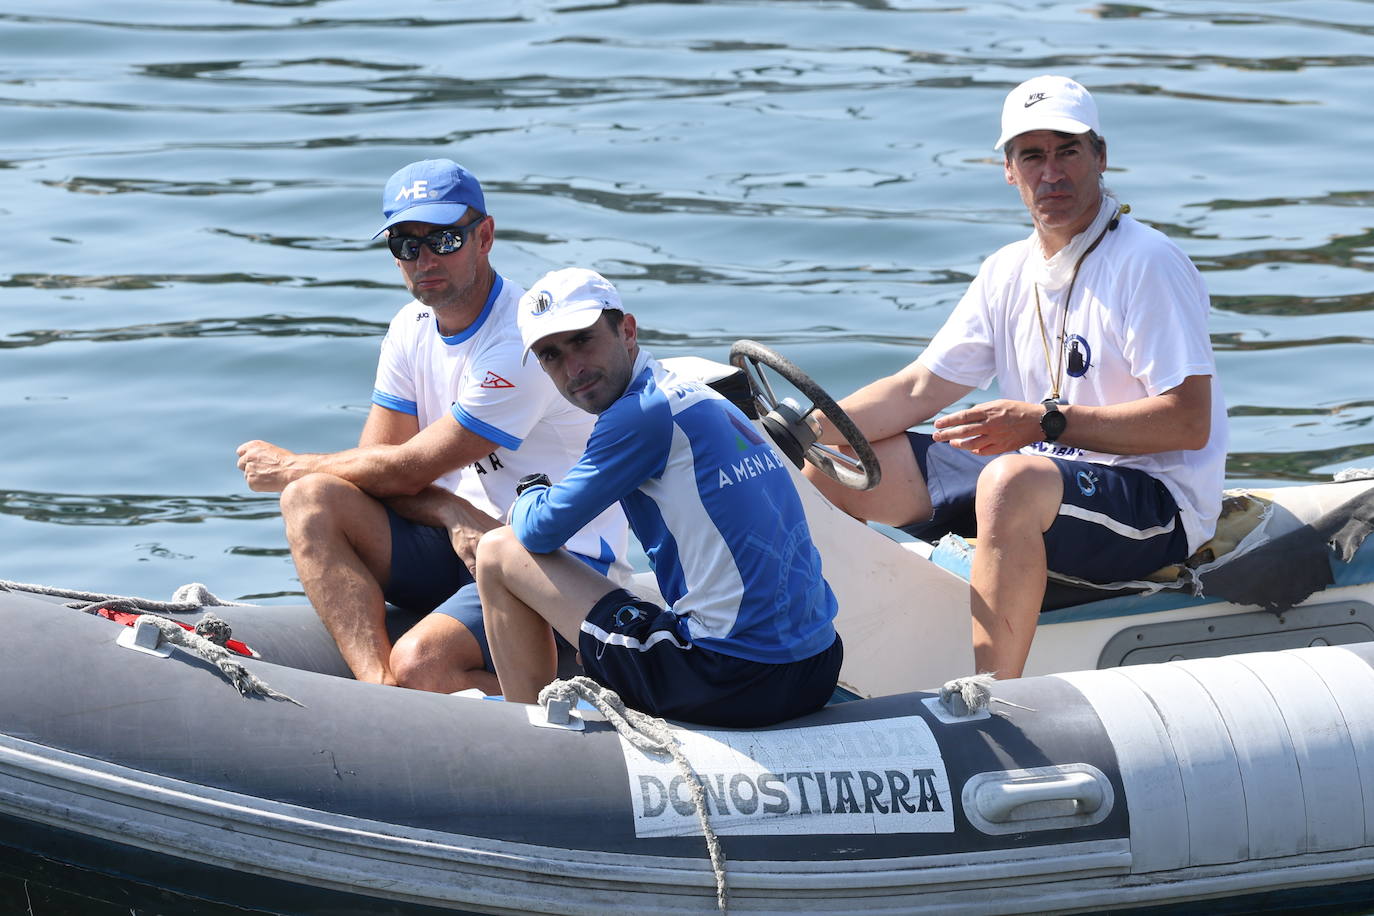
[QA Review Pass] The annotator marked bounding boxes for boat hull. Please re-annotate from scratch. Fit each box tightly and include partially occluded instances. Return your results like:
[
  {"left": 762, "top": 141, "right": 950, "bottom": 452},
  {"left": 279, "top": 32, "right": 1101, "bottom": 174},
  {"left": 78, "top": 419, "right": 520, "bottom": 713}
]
[{"left": 4, "top": 586, "right": 1374, "bottom": 913}]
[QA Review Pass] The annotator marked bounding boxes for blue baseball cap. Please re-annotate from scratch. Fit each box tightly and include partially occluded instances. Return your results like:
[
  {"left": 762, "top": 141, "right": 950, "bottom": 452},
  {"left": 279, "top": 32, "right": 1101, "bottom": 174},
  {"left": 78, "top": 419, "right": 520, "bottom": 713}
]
[{"left": 373, "top": 159, "right": 487, "bottom": 239}]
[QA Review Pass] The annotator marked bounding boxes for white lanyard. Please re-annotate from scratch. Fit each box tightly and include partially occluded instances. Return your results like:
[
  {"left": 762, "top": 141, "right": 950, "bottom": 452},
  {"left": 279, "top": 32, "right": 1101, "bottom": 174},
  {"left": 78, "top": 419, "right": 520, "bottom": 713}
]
[{"left": 1032, "top": 203, "right": 1129, "bottom": 402}]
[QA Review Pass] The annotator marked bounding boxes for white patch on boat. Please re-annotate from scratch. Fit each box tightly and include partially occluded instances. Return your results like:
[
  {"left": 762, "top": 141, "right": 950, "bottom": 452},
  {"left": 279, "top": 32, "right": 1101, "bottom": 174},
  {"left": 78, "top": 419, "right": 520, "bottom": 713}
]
[{"left": 621, "top": 715, "right": 953, "bottom": 837}]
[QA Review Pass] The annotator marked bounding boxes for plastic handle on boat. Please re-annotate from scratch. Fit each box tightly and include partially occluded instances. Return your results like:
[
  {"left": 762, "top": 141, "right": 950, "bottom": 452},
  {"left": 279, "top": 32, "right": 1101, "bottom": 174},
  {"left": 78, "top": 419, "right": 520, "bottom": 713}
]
[{"left": 972, "top": 772, "right": 1104, "bottom": 823}]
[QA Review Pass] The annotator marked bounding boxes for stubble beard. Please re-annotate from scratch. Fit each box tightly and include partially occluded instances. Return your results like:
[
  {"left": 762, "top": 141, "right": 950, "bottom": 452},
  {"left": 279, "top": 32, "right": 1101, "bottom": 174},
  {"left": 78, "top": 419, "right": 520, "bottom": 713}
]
[
  {"left": 564, "top": 375, "right": 609, "bottom": 414},
  {"left": 409, "top": 275, "right": 459, "bottom": 310},
  {"left": 566, "top": 363, "right": 631, "bottom": 415},
  {"left": 407, "top": 270, "right": 485, "bottom": 332}
]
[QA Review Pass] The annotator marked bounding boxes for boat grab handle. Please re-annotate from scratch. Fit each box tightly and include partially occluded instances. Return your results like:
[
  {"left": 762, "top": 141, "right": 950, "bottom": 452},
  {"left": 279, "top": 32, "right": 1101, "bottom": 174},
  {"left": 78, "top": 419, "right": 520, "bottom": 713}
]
[{"left": 973, "top": 771, "right": 1104, "bottom": 823}]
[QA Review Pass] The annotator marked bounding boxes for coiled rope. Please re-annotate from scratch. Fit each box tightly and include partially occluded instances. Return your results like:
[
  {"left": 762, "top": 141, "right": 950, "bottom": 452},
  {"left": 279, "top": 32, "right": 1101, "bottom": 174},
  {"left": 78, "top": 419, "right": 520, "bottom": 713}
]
[
  {"left": 939, "top": 673, "right": 1035, "bottom": 717},
  {"left": 539, "top": 676, "right": 727, "bottom": 914},
  {"left": 0, "top": 579, "right": 300, "bottom": 706},
  {"left": 131, "top": 613, "right": 303, "bottom": 707}
]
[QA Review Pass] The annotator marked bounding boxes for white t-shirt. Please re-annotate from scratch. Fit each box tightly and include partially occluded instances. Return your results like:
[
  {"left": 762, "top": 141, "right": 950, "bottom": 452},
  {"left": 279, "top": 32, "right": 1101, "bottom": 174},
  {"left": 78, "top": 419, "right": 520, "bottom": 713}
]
[
  {"left": 372, "top": 274, "right": 629, "bottom": 578},
  {"left": 917, "top": 215, "right": 1227, "bottom": 553}
]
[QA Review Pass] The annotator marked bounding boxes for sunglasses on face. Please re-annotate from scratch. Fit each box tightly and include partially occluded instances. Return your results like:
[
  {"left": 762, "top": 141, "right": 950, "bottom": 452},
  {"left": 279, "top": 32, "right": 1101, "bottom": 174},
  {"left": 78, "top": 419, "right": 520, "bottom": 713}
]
[{"left": 387, "top": 215, "right": 487, "bottom": 261}]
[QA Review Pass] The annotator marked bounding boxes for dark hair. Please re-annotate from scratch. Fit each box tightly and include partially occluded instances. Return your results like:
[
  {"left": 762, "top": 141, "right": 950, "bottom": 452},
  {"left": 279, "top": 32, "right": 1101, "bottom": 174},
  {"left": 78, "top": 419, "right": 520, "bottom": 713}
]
[
  {"left": 603, "top": 309, "right": 625, "bottom": 331},
  {"left": 1005, "top": 129, "right": 1106, "bottom": 162}
]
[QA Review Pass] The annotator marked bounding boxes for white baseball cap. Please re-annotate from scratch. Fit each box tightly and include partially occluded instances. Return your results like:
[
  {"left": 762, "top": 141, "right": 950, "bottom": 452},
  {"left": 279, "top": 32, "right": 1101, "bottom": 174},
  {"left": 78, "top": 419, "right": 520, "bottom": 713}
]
[
  {"left": 518, "top": 267, "right": 623, "bottom": 362},
  {"left": 995, "top": 75, "right": 1100, "bottom": 150}
]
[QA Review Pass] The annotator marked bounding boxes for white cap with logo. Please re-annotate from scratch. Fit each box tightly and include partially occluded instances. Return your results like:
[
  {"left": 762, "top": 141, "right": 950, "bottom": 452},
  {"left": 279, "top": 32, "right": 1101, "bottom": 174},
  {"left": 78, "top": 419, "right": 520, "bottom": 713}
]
[
  {"left": 518, "top": 267, "right": 623, "bottom": 363},
  {"left": 995, "top": 75, "right": 1100, "bottom": 150}
]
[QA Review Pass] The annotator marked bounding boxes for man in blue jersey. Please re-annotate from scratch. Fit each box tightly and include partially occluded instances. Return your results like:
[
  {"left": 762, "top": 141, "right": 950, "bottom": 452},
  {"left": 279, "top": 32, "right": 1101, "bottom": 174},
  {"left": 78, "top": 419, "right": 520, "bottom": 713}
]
[
  {"left": 475, "top": 267, "right": 842, "bottom": 727},
  {"left": 236, "top": 161, "right": 627, "bottom": 694}
]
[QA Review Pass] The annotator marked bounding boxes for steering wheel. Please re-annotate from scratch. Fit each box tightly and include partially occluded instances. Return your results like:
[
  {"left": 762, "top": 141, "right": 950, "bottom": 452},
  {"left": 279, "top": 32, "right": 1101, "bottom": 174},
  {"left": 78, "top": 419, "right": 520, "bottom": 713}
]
[{"left": 728, "top": 340, "right": 881, "bottom": 491}]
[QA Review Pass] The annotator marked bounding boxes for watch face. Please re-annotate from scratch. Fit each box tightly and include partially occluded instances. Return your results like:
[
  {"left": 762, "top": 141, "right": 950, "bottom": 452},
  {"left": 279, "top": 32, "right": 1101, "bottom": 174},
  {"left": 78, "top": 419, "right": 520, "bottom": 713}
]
[
  {"left": 1041, "top": 408, "right": 1067, "bottom": 441},
  {"left": 516, "top": 472, "right": 551, "bottom": 495}
]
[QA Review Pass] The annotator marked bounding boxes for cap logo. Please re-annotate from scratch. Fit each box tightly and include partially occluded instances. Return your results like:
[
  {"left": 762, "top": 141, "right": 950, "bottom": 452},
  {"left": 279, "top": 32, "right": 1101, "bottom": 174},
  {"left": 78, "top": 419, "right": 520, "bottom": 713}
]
[
  {"left": 531, "top": 291, "right": 553, "bottom": 315},
  {"left": 1023, "top": 92, "right": 1049, "bottom": 108},
  {"left": 394, "top": 179, "right": 436, "bottom": 202}
]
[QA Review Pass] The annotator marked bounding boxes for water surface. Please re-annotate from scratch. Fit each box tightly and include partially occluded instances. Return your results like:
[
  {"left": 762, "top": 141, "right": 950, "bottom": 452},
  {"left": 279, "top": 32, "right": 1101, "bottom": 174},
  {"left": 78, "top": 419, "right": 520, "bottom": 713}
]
[{"left": 2, "top": 0, "right": 1371, "bottom": 604}]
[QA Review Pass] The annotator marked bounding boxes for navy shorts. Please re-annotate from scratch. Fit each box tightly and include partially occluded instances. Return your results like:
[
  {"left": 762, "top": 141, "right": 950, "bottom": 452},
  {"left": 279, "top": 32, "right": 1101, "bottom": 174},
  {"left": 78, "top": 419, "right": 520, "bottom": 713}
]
[
  {"left": 381, "top": 509, "right": 587, "bottom": 674},
  {"left": 578, "top": 588, "right": 843, "bottom": 728},
  {"left": 900, "top": 433, "right": 1190, "bottom": 584},
  {"left": 382, "top": 508, "right": 474, "bottom": 612}
]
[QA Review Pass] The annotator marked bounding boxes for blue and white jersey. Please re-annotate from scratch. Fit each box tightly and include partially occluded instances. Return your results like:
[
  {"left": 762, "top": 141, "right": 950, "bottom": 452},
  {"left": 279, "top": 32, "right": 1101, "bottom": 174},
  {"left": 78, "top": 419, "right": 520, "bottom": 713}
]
[
  {"left": 511, "top": 350, "right": 838, "bottom": 664},
  {"left": 372, "top": 274, "right": 628, "bottom": 580}
]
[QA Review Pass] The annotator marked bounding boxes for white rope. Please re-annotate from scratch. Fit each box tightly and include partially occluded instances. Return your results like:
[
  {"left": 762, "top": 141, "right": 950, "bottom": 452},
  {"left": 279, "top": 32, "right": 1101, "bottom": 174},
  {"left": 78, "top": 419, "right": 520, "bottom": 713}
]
[
  {"left": 1, "top": 579, "right": 298, "bottom": 706},
  {"left": 939, "top": 673, "right": 1036, "bottom": 717},
  {"left": 539, "top": 676, "right": 727, "bottom": 914},
  {"left": 0, "top": 579, "right": 251, "bottom": 613},
  {"left": 132, "top": 614, "right": 304, "bottom": 707}
]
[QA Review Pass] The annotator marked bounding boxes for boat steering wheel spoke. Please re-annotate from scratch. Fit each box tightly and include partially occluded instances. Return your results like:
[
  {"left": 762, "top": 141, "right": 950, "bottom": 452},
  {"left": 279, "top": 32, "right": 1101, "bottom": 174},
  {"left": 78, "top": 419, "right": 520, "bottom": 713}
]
[{"left": 728, "top": 339, "right": 881, "bottom": 491}]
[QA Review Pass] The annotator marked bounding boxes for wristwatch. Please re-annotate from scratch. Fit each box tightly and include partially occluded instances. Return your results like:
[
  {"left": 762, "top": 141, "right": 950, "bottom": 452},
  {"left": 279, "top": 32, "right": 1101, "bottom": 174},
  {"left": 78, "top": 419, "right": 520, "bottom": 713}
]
[
  {"left": 1040, "top": 398, "right": 1066, "bottom": 443},
  {"left": 515, "top": 472, "right": 551, "bottom": 496}
]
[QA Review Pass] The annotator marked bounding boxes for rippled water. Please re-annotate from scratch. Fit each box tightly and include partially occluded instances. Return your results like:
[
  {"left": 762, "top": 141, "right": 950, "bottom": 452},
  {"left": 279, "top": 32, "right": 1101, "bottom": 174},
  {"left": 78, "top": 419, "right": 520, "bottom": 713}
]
[{"left": 3, "top": 0, "right": 1372, "bottom": 610}]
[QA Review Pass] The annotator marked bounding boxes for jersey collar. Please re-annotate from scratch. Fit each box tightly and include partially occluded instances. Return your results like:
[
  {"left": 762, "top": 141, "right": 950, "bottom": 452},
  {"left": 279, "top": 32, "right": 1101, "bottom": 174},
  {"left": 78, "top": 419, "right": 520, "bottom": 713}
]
[{"left": 439, "top": 273, "right": 504, "bottom": 346}]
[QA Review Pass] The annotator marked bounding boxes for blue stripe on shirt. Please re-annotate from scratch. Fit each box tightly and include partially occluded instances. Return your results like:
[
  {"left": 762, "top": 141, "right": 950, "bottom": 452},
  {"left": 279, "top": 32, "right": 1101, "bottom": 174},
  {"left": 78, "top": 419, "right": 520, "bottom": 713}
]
[
  {"left": 574, "top": 541, "right": 615, "bottom": 576},
  {"left": 451, "top": 403, "right": 522, "bottom": 450},
  {"left": 372, "top": 389, "right": 418, "bottom": 415}
]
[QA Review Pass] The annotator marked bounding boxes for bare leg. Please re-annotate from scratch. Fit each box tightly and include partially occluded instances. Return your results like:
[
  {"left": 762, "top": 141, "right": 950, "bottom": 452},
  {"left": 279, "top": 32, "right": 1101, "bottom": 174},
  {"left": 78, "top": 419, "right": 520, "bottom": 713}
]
[
  {"left": 801, "top": 432, "right": 934, "bottom": 526},
  {"left": 280, "top": 473, "right": 397, "bottom": 685},
  {"left": 390, "top": 614, "right": 499, "bottom": 695},
  {"left": 968, "top": 455, "right": 1062, "bottom": 679},
  {"left": 476, "top": 526, "right": 621, "bottom": 704}
]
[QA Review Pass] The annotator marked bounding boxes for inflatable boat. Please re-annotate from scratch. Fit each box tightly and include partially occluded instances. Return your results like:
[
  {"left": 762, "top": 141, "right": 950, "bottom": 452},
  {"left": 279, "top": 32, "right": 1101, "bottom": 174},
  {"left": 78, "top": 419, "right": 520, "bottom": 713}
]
[{"left": 4, "top": 345, "right": 1374, "bottom": 915}]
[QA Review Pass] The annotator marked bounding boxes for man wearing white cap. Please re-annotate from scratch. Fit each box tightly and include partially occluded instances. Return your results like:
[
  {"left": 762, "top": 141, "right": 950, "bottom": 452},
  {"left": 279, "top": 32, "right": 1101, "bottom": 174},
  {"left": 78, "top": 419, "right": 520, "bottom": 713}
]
[
  {"left": 806, "top": 76, "right": 1226, "bottom": 679},
  {"left": 237, "top": 160, "right": 628, "bottom": 693},
  {"left": 475, "top": 267, "right": 842, "bottom": 727}
]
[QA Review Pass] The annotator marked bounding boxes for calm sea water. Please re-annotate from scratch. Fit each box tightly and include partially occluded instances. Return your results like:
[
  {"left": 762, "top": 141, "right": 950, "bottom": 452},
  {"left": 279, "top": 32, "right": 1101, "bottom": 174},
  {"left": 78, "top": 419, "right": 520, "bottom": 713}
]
[{"left": 2, "top": 1, "right": 1373, "bottom": 911}]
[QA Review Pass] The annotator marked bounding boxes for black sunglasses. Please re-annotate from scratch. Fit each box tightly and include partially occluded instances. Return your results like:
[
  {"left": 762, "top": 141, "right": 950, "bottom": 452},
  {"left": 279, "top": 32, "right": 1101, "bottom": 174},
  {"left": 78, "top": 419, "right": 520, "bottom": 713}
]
[{"left": 387, "top": 215, "right": 487, "bottom": 261}]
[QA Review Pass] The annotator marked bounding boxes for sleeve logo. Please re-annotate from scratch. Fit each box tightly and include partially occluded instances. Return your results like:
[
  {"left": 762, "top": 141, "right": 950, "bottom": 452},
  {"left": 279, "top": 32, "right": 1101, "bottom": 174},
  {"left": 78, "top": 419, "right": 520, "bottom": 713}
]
[{"left": 479, "top": 371, "right": 515, "bottom": 389}]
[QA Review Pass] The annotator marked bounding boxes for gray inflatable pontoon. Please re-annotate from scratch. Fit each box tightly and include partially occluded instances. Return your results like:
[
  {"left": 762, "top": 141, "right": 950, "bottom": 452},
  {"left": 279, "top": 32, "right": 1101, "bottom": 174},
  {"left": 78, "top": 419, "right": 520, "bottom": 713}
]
[
  {"left": 8, "top": 349, "right": 1374, "bottom": 913},
  {"left": 4, "top": 582, "right": 1374, "bottom": 915}
]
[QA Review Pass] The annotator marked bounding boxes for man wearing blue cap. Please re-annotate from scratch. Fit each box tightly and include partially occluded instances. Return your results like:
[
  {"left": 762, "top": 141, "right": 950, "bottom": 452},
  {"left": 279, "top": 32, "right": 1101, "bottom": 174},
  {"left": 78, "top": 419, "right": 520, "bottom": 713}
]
[
  {"left": 237, "top": 160, "right": 628, "bottom": 693},
  {"left": 805, "top": 76, "right": 1226, "bottom": 680}
]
